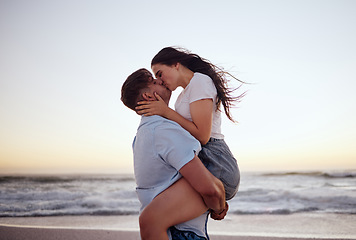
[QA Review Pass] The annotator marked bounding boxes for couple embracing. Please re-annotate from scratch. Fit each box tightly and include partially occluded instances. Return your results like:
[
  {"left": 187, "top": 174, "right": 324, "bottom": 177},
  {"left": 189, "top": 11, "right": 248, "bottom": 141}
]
[{"left": 121, "top": 47, "right": 243, "bottom": 240}]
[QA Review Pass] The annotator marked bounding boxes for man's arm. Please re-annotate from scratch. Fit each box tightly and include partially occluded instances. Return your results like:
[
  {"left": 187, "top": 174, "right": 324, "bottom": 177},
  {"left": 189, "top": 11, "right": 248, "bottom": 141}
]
[{"left": 179, "top": 155, "right": 226, "bottom": 213}]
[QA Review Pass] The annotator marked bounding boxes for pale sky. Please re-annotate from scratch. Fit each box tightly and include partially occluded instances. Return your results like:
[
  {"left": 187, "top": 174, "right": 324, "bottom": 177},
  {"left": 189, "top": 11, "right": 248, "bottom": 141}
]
[{"left": 1, "top": 0, "right": 355, "bottom": 174}]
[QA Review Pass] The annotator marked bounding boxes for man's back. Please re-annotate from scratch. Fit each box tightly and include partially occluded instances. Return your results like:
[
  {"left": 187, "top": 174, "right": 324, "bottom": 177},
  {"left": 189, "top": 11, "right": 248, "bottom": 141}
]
[
  {"left": 133, "top": 115, "right": 209, "bottom": 238},
  {"left": 133, "top": 115, "right": 200, "bottom": 208}
]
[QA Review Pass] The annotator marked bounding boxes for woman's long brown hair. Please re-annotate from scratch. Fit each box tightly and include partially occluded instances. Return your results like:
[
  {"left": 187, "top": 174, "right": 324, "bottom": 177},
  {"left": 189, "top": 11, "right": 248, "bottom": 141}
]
[{"left": 151, "top": 47, "right": 245, "bottom": 122}]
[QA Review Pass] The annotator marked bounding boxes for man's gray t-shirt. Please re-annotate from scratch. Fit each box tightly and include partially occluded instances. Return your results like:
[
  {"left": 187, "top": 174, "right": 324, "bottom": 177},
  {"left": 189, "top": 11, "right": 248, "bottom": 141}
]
[{"left": 133, "top": 115, "right": 209, "bottom": 239}]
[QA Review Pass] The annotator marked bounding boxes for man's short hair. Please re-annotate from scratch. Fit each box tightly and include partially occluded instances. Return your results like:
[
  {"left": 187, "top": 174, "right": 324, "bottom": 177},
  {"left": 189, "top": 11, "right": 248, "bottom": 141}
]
[{"left": 121, "top": 68, "right": 153, "bottom": 111}]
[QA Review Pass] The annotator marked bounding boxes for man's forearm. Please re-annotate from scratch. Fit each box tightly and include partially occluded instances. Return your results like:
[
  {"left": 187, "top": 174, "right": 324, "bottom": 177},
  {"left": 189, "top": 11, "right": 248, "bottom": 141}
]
[
  {"left": 201, "top": 178, "right": 225, "bottom": 213},
  {"left": 179, "top": 156, "right": 226, "bottom": 213}
]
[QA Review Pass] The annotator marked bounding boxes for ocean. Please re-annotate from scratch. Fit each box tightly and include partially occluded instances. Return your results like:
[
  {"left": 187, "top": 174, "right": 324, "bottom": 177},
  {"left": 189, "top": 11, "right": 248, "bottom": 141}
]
[{"left": 1, "top": 171, "right": 355, "bottom": 217}]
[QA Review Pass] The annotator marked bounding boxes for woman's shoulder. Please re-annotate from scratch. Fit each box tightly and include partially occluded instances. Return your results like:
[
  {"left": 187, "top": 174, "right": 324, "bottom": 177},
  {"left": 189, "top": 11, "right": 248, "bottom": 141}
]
[
  {"left": 189, "top": 72, "right": 214, "bottom": 88},
  {"left": 182, "top": 72, "right": 216, "bottom": 101},
  {"left": 189, "top": 72, "right": 216, "bottom": 91},
  {"left": 193, "top": 72, "right": 212, "bottom": 82}
]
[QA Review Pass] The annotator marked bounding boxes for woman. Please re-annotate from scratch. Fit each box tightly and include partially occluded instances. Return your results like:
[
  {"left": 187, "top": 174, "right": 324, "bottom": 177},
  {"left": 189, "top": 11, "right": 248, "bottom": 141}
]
[{"left": 137, "top": 46, "right": 243, "bottom": 200}]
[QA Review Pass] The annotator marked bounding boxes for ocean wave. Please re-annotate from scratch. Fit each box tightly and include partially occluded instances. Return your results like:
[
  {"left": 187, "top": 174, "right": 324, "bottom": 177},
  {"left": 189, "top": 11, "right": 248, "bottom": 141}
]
[
  {"left": 231, "top": 207, "right": 321, "bottom": 215},
  {"left": 261, "top": 170, "right": 356, "bottom": 178},
  {"left": 0, "top": 174, "right": 140, "bottom": 217},
  {"left": 1, "top": 172, "right": 355, "bottom": 217},
  {"left": 0, "top": 209, "right": 139, "bottom": 217},
  {"left": 0, "top": 175, "right": 135, "bottom": 184}
]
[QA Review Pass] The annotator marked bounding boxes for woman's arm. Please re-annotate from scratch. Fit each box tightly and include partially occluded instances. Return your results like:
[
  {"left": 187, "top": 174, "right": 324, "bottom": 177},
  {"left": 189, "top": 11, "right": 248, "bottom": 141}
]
[
  {"left": 188, "top": 99, "right": 213, "bottom": 145},
  {"left": 136, "top": 93, "right": 213, "bottom": 145}
]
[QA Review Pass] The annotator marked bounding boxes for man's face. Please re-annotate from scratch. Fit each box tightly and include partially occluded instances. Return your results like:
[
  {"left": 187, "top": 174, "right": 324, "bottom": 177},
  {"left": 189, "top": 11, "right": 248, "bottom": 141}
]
[{"left": 146, "top": 77, "right": 172, "bottom": 103}]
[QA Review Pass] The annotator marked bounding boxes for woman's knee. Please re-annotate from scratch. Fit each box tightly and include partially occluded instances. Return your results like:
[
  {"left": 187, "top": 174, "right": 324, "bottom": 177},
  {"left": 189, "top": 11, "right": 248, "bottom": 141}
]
[{"left": 139, "top": 210, "right": 152, "bottom": 239}]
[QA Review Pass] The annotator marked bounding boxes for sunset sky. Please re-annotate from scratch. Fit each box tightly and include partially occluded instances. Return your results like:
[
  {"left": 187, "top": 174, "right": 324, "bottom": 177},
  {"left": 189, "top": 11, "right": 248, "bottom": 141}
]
[{"left": 1, "top": 0, "right": 355, "bottom": 174}]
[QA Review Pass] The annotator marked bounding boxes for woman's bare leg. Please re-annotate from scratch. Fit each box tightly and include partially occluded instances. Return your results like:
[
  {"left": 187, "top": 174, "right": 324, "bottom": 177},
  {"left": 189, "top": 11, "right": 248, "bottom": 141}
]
[{"left": 139, "top": 178, "right": 208, "bottom": 240}]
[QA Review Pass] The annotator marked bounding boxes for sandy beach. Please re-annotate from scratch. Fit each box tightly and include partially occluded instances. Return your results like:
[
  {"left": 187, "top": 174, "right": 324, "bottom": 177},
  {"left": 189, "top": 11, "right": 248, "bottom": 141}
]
[{"left": 1, "top": 213, "right": 355, "bottom": 240}]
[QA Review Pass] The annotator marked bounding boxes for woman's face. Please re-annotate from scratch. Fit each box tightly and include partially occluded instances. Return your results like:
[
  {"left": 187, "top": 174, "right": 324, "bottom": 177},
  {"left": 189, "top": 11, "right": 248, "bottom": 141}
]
[{"left": 151, "top": 63, "right": 180, "bottom": 91}]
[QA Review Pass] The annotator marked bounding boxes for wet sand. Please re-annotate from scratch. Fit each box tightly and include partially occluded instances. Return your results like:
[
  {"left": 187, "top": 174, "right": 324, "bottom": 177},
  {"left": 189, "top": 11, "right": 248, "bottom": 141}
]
[{"left": 1, "top": 213, "right": 355, "bottom": 240}]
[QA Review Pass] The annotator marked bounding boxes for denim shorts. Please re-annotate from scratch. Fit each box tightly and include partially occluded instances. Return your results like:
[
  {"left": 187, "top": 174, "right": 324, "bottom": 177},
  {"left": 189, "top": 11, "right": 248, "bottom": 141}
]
[
  {"left": 198, "top": 138, "right": 240, "bottom": 200},
  {"left": 169, "top": 226, "right": 207, "bottom": 240}
]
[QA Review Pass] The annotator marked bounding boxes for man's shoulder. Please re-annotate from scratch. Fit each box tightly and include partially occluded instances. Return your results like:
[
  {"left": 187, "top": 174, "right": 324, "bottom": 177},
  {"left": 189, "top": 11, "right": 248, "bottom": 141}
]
[
  {"left": 141, "top": 116, "right": 196, "bottom": 142},
  {"left": 141, "top": 115, "right": 181, "bottom": 129}
]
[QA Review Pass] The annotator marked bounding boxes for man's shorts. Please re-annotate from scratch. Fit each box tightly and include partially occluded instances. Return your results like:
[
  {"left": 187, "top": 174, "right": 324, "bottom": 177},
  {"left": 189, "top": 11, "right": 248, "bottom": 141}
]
[{"left": 169, "top": 226, "right": 208, "bottom": 240}]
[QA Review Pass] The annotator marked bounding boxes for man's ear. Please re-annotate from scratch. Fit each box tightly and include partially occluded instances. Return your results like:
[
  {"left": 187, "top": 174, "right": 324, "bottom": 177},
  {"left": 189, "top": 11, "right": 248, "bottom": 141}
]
[
  {"left": 142, "top": 92, "right": 155, "bottom": 101},
  {"left": 175, "top": 62, "right": 180, "bottom": 70}
]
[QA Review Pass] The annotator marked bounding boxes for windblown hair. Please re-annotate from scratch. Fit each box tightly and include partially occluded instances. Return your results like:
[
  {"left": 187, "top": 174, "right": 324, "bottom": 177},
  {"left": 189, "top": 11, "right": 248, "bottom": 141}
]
[
  {"left": 151, "top": 47, "right": 245, "bottom": 122},
  {"left": 121, "top": 68, "right": 153, "bottom": 111}
]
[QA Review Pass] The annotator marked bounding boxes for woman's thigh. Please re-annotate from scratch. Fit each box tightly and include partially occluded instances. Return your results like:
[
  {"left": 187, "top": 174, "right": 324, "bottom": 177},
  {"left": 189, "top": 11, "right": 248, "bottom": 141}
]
[{"left": 140, "top": 178, "right": 208, "bottom": 230}]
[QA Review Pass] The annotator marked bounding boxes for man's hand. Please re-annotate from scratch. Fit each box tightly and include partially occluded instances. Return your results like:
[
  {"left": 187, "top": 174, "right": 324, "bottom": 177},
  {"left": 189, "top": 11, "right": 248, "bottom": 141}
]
[{"left": 210, "top": 202, "right": 229, "bottom": 220}]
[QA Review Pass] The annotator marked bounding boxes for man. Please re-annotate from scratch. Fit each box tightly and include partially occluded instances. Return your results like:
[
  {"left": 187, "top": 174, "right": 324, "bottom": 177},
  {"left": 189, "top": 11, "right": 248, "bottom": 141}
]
[{"left": 121, "top": 69, "right": 228, "bottom": 240}]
